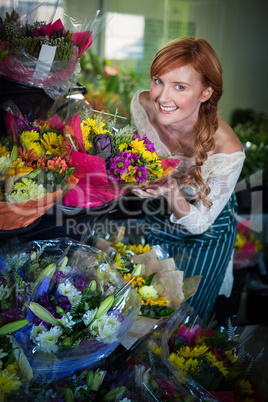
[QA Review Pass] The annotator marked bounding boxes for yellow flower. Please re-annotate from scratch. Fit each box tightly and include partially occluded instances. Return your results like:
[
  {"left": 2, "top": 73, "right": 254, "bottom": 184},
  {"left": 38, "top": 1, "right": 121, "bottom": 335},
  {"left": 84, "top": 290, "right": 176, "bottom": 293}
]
[
  {"left": 147, "top": 340, "right": 161, "bottom": 355},
  {"left": 142, "top": 150, "right": 158, "bottom": 162},
  {"left": 82, "top": 125, "right": 93, "bottom": 152},
  {"left": 130, "top": 138, "right": 146, "bottom": 154},
  {"left": 0, "top": 145, "right": 8, "bottom": 156},
  {"left": 113, "top": 253, "right": 124, "bottom": 268},
  {"left": 127, "top": 244, "right": 151, "bottom": 254},
  {"left": 118, "top": 143, "right": 129, "bottom": 152},
  {"left": 27, "top": 141, "right": 44, "bottom": 157},
  {"left": 123, "top": 273, "right": 131, "bottom": 282},
  {"left": 238, "top": 379, "right": 254, "bottom": 395},
  {"left": 121, "top": 166, "right": 137, "bottom": 183},
  {"left": 138, "top": 285, "right": 159, "bottom": 301},
  {"left": 5, "top": 362, "right": 19, "bottom": 375},
  {"left": 206, "top": 351, "right": 228, "bottom": 376},
  {"left": 169, "top": 353, "right": 187, "bottom": 371},
  {"left": 177, "top": 345, "right": 209, "bottom": 358},
  {"left": 21, "top": 130, "right": 40, "bottom": 148},
  {"left": 0, "top": 368, "right": 22, "bottom": 393},
  {"left": 40, "top": 132, "right": 66, "bottom": 156}
]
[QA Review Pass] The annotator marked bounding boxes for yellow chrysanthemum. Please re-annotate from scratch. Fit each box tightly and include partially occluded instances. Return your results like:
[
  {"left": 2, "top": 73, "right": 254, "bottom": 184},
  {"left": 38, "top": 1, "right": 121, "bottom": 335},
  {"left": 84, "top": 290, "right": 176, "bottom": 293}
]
[
  {"left": 169, "top": 353, "right": 187, "bottom": 371},
  {"left": 123, "top": 273, "right": 131, "bottom": 282},
  {"left": 147, "top": 340, "right": 161, "bottom": 355},
  {"left": 238, "top": 379, "right": 254, "bottom": 395},
  {"left": 206, "top": 351, "right": 228, "bottom": 376},
  {"left": 141, "top": 150, "right": 158, "bottom": 162},
  {"left": 121, "top": 166, "right": 137, "bottom": 183},
  {"left": 177, "top": 345, "right": 209, "bottom": 358},
  {"left": 5, "top": 362, "right": 19, "bottom": 375},
  {"left": 81, "top": 125, "right": 93, "bottom": 152},
  {"left": 0, "top": 368, "right": 22, "bottom": 393},
  {"left": 21, "top": 130, "right": 40, "bottom": 148},
  {"left": 127, "top": 244, "right": 151, "bottom": 254},
  {"left": 0, "top": 144, "right": 8, "bottom": 156},
  {"left": 118, "top": 143, "right": 129, "bottom": 152},
  {"left": 113, "top": 253, "right": 124, "bottom": 268},
  {"left": 25, "top": 141, "right": 44, "bottom": 157},
  {"left": 38, "top": 123, "right": 50, "bottom": 131},
  {"left": 133, "top": 276, "right": 146, "bottom": 287},
  {"left": 40, "top": 132, "right": 66, "bottom": 156},
  {"left": 141, "top": 296, "right": 169, "bottom": 306},
  {"left": 130, "top": 138, "right": 146, "bottom": 154}
]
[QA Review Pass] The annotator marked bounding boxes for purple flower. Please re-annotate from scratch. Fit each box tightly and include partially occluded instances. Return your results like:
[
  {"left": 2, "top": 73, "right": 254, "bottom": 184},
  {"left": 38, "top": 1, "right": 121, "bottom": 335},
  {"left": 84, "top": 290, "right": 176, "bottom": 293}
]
[
  {"left": 143, "top": 134, "right": 155, "bottom": 152},
  {"left": 134, "top": 166, "right": 148, "bottom": 183},
  {"left": 73, "top": 275, "right": 91, "bottom": 292},
  {"left": 93, "top": 134, "right": 113, "bottom": 160},
  {"left": 107, "top": 152, "right": 132, "bottom": 181},
  {"left": 1, "top": 308, "right": 25, "bottom": 324},
  {"left": 54, "top": 271, "right": 67, "bottom": 283},
  {"left": 57, "top": 295, "right": 71, "bottom": 312}
]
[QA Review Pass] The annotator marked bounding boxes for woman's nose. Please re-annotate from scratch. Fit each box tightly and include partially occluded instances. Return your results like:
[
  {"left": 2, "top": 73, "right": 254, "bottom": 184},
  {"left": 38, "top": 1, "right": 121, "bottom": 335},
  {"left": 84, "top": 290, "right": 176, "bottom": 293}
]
[{"left": 158, "top": 86, "right": 171, "bottom": 103}]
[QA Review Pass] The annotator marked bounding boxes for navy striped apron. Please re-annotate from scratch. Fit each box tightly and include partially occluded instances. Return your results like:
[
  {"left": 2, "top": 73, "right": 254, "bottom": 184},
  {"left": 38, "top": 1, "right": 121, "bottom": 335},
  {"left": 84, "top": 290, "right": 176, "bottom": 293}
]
[{"left": 144, "top": 193, "right": 238, "bottom": 321}]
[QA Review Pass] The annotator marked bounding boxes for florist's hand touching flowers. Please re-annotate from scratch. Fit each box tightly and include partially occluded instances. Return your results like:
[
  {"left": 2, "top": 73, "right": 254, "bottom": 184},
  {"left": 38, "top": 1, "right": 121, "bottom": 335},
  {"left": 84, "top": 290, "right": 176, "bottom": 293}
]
[{"left": 130, "top": 37, "right": 245, "bottom": 320}]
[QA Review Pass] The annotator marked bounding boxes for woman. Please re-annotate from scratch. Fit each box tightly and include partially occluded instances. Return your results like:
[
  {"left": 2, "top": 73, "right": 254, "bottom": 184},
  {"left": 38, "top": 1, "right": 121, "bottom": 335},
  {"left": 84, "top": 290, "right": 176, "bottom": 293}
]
[{"left": 130, "top": 37, "right": 245, "bottom": 321}]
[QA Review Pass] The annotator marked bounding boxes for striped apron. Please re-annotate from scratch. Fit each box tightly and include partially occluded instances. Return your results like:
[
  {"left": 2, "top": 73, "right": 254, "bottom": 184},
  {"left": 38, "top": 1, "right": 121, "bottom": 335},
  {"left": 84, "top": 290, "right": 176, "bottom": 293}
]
[{"left": 144, "top": 193, "right": 238, "bottom": 321}]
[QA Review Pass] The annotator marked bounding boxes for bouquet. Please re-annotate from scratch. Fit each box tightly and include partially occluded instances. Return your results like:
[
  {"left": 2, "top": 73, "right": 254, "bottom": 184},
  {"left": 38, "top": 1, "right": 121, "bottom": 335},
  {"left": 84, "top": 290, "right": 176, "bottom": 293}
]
[
  {"left": 0, "top": 113, "right": 77, "bottom": 230},
  {"left": 63, "top": 112, "right": 180, "bottom": 208},
  {"left": 94, "top": 226, "right": 202, "bottom": 349},
  {"left": 0, "top": 238, "right": 141, "bottom": 378},
  {"left": 156, "top": 306, "right": 264, "bottom": 401},
  {"left": 0, "top": 9, "right": 93, "bottom": 99},
  {"left": 234, "top": 218, "right": 263, "bottom": 269}
]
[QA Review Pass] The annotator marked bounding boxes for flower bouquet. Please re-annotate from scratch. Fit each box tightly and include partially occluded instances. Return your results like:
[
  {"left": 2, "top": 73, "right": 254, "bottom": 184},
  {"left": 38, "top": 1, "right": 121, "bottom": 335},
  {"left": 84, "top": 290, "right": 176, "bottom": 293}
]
[
  {"left": 0, "top": 112, "right": 78, "bottom": 231},
  {"left": 0, "top": 8, "right": 94, "bottom": 100},
  {"left": 63, "top": 112, "right": 180, "bottom": 208},
  {"left": 157, "top": 305, "right": 264, "bottom": 401},
  {"left": 234, "top": 218, "right": 263, "bottom": 269},
  {"left": 0, "top": 334, "right": 34, "bottom": 401},
  {"left": 94, "top": 226, "right": 202, "bottom": 349},
  {"left": 0, "top": 238, "right": 141, "bottom": 379}
]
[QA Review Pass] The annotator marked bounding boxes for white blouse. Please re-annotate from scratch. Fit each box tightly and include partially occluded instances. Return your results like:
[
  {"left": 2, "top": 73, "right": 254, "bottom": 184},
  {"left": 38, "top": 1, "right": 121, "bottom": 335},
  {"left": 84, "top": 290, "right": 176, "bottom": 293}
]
[{"left": 130, "top": 90, "right": 245, "bottom": 235}]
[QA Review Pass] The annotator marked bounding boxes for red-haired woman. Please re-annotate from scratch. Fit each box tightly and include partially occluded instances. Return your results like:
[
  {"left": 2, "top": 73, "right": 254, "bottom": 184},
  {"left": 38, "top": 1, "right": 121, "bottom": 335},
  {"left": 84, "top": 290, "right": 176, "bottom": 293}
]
[{"left": 131, "top": 37, "right": 245, "bottom": 321}]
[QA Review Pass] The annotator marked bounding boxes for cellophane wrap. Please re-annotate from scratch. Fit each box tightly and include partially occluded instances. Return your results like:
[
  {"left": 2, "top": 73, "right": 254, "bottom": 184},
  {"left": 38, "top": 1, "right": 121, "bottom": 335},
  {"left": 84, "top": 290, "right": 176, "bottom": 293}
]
[{"left": 1, "top": 238, "right": 141, "bottom": 378}]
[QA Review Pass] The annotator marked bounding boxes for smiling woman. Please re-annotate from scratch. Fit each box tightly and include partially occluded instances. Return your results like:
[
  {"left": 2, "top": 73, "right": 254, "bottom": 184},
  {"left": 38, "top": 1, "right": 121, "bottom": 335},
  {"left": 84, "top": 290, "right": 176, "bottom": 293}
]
[{"left": 130, "top": 37, "right": 245, "bottom": 321}]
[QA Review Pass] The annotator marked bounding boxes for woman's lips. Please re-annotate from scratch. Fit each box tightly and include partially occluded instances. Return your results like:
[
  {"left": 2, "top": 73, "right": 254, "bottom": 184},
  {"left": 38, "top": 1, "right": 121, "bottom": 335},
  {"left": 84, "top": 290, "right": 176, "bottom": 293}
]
[{"left": 159, "top": 104, "right": 178, "bottom": 112}]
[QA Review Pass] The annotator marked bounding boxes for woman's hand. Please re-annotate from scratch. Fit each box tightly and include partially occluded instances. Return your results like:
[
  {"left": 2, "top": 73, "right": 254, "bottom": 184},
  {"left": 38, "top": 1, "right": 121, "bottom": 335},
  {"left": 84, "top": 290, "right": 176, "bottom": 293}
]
[{"left": 131, "top": 177, "right": 178, "bottom": 199}]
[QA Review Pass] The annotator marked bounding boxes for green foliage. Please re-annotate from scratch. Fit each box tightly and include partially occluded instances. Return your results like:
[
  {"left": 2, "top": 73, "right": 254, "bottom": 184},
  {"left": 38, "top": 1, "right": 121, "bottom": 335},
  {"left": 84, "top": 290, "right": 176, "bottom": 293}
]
[{"left": 231, "top": 108, "right": 268, "bottom": 185}]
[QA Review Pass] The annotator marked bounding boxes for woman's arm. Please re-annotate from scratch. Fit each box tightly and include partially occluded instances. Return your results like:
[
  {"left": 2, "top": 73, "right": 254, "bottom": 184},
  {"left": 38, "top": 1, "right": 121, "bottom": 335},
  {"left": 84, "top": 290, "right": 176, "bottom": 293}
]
[{"left": 133, "top": 153, "right": 245, "bottom": 235}]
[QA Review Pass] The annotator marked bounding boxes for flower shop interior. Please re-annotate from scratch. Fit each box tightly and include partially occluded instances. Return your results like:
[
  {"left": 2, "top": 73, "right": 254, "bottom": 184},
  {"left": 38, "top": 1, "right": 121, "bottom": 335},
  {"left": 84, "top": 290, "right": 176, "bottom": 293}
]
[{"left": 0, "top": 0, "right": 268, "bottom": 400}]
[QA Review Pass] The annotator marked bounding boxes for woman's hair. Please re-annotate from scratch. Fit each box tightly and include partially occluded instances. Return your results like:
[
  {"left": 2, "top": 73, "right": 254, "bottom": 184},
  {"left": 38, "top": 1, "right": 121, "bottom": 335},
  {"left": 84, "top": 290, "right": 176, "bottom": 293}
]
[{"left": 150, "top": 37, "right": 223, "bottom": 207}]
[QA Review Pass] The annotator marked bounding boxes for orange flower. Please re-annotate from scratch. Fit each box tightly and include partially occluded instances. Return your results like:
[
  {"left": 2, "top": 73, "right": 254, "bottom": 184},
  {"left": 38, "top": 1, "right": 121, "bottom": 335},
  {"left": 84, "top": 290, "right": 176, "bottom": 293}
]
[
  {"left": 47, "top": 157, "right": 68, "bottom": 173},
  {"left": 17, "top": 147, "right": 38, "bottom": 166}
]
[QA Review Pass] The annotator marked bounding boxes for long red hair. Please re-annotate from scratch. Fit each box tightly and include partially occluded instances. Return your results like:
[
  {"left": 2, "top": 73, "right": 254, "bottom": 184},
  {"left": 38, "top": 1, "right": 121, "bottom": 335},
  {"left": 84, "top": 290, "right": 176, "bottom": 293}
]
[{"left": 151, "top": 37, "right": 223, "bottom": 207}]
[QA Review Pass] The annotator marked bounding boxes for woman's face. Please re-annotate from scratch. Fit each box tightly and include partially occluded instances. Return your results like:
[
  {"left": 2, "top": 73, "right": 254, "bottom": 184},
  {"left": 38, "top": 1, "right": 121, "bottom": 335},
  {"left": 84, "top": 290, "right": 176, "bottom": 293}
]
[{"left": 150, "top": 64, "right": 212, "bottom": 129}]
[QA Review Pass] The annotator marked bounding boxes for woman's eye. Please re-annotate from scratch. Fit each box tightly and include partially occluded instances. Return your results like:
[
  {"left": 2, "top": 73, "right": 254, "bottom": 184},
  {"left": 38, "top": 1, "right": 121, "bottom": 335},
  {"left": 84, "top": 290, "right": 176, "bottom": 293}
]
[
  {"left": 154, "top": 78, "right": 162, "bottom": 85},
  {"left": 175, "top": 84, "right": 184, "bottom": 90}
]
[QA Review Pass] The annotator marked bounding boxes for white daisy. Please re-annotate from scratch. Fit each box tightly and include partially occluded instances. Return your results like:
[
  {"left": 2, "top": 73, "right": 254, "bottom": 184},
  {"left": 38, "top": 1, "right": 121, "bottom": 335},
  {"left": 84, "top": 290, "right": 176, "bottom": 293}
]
[
  {"left": 57, "top": 280, "right": 82, "bottom": 305},
  {"left": 90, "top": 313, "right": 121, "bottom": 344},
  {"left": 58, "top": 312, "right": 76, "bottom": 328},
  {"left": 30, "top": 323, "right": 46, "bottom": 341},
  {"left": 82, "top": 308, "right": 98, "bottom": 327},
  {"left": 35, "top": 326, "right": 63, "bottom": 353}
]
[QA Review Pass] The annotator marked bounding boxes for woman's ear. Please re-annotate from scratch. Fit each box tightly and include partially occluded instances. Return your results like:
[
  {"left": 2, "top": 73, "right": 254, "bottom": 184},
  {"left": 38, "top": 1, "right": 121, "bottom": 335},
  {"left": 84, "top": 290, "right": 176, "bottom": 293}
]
[{"left": 200, "top": 86, "right": 213, "bottom": 102}]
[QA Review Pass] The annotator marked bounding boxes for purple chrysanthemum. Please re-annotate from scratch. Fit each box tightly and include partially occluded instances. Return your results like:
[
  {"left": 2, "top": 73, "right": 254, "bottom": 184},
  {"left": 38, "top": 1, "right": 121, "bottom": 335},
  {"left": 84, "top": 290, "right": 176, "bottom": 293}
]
[
  {"left": 134, "top": 166, "right": 149, "bottom": 183},
  {"left": 1, "top": 308, "right": 25, "bottom": 324},
  {"left": 73, "top": 275, "right": 91, "bottom": 292},
  {"left": 143, "top": 134, "right": 155, "bottom": 153},
  {"left": 107, "top": 152, "right": 132, "bottom": 181}
]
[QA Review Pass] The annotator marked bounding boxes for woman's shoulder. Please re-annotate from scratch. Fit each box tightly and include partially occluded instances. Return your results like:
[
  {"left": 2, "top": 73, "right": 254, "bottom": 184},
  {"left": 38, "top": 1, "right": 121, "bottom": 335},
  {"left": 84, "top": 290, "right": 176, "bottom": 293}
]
[{"left": 213, "top": 117, "right": 244, "bottom": 154}]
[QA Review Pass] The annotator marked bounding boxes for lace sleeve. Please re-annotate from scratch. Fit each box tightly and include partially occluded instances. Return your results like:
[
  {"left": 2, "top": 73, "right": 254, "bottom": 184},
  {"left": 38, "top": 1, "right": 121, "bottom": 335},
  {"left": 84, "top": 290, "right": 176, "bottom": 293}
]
[{"left": 170, "top": 153, "right": 245, "bottom": 234}]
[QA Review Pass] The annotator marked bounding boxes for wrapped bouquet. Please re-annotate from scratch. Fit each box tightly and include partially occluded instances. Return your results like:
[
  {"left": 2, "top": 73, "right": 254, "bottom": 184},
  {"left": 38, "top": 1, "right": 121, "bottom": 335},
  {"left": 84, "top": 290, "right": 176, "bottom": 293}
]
[
  {"left": 234, "top": 218, "right": 263, "bottom": 269},
  {"left": 0, "top": 8, "right": 94, "bottom": 100},
  {"left": 0, "top": 112, "right": 78, "bottom": 230},
  {"left": 0, "top": 238, "right": 141, "bottom": 378},
  {"left": 63, "top": 112, "right": 180, "bottom": 209},
  {"left": 94, "top": 226, "right": 202, "bottom": 349}
]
